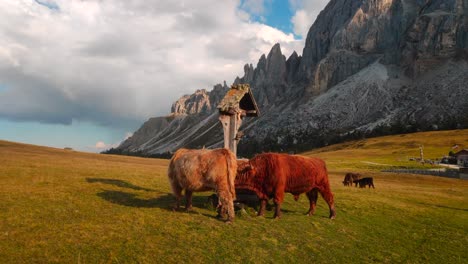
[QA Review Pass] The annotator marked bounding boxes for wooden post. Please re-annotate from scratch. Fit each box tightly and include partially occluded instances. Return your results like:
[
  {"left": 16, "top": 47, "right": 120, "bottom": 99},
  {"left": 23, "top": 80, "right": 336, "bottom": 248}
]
[
  {"left": 219, "top": 114, "right": 230, "bottom": 150},
  {"left": 229, "top": 115, "right": 237, "bottom": 156},
  {"left": 420, "top": 145, "right": 424, "bottom": 162},
  {"left": 219, "top": 113, "right": 243, "bottom": 157},
  {"left": 217, "top": 84, "right": 258, "bottom": 158}
]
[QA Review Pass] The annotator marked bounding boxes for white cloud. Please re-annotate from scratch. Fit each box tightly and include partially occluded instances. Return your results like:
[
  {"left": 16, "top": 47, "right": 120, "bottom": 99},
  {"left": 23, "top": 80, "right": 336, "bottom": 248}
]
[
  {"left": 240, "top": 0, "right": 268, "bottom": 16},
  {"left": 0, "top": 0, "right": 301, "bottom": 130},
  {"left": 95, "top": 141, "right": 107, "bottom": 149},
  {"left": 290, "top": 0, "right": 329, "bottom": 38},
  {"left": 92, "top": 131, "right": 132, "bottom": 152}
]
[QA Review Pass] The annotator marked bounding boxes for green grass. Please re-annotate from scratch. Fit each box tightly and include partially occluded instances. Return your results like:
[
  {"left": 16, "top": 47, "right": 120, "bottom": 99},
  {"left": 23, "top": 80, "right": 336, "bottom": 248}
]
[{"left": 1, "top": 130, "right": 467, "bottom": 263}]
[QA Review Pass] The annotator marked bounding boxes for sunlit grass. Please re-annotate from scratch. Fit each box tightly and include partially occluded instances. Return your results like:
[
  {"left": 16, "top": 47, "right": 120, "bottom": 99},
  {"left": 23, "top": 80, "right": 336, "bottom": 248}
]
[
  {"left": 304, "top": 129, "right": 468, "bottom": 172},
  {"left": 1, "top": 130, "right": 467, "bottom": 263}
]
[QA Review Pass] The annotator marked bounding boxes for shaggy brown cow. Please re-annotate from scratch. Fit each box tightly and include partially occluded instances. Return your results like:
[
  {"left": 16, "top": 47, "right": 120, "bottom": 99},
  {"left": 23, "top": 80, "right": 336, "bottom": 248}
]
[
  {"left": 343, "top": 172, "right": 361, "bottom": 186},
  {"left": 236, "top": 153, "right": 336, "bottom": 219},
  {"left": 168, "top": 148, "right": 237, "bottom": 222},
  {"left": 353, "top": 177, "right": 375, "bottom": 188}
]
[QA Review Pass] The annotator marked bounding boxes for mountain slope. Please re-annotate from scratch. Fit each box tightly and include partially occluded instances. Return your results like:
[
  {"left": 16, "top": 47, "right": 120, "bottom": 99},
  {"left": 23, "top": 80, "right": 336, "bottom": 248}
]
[{"left": 115, "top": 0, "right": 468, "bottom": 156}]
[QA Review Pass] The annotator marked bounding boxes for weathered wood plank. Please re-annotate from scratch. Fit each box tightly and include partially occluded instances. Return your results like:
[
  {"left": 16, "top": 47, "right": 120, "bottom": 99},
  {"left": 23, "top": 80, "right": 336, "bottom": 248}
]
[
  {"left": 229, "top": 115, "right": 237, "bottom": 157},
  {"left": 219, "top": 114, "right": 230, "bottom": 150}
]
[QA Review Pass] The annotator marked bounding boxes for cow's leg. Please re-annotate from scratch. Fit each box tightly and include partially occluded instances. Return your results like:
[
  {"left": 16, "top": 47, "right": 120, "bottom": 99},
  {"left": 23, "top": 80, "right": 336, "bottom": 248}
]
[
  {"left": 257, "top": 199, "right": 267, "bottom": 216},
  {"left": 273, "top": 190, "right": 285, "bottom": 219},
  {"left": 306, "top": 188, "right": 319, "bottom": 216},
  {"left": 273, "top": 201, "right": 282, "bottom": 219},
  {"left": 170, "top": 183, "right": 183, "bottom": 211},
  {"left": 185, "top": 190, "right": 193, "bottom": 211},
  {"left": 217, "top": 187, "right": 235, "bottom": 222},
  {"left": 319, "top": 187, "right": 336, "bottom": 219},
  {"left": 216, "top": 203, "right": 227, "bottom": 219}
]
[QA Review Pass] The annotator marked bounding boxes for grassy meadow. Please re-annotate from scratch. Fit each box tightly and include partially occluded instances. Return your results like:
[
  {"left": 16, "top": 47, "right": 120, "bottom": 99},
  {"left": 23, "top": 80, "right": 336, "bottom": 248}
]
[{"left": 1, "top": 129, "right": 467, "bottom": 263}]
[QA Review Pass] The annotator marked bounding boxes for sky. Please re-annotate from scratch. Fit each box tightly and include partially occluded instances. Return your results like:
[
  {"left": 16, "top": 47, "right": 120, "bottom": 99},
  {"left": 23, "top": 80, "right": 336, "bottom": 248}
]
[{"left": 0, "top": 0, "right": 329, "bottom": 152}]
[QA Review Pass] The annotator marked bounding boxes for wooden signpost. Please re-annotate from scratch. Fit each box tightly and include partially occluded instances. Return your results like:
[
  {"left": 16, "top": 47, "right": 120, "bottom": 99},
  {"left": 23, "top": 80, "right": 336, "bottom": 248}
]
[{"left": 217, "top": 84, "right": 259, "bottom": 157}]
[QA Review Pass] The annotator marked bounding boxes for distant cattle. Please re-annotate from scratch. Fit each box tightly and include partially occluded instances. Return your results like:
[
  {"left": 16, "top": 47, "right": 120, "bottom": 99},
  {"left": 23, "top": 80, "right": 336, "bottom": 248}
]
[
  {"left": 353, "top": 177, "right": 375, "bottom": 188},
  {"left": 343, "top": 173, "right": 361, "bottom": 186},
  {"left": 168, "top": 148, "right": 237, "bottom": 222},
  {"left": 236, "top": 153, "right": 336, "bottom": 219}
]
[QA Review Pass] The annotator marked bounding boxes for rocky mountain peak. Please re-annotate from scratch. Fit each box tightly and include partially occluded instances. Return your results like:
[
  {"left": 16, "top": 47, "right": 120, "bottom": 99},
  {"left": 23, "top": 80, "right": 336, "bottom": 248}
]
[
  {"left": 286, "top": 51, "right": 301, "bottom": 82},
  {"left": 266, "top": 43, "right": 287, "bottom": 81},
  {"left": 170, "top": 89, "right": 210, "bottom": 115},
  {"left": 170, "top": 82, "right": 230, "bottom": 116}
]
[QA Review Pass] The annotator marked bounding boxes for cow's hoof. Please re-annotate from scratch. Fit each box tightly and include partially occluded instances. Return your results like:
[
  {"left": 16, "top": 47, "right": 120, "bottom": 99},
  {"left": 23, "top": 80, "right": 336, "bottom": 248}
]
[
  {"left": 216, "top": 214, "right": 226, "bottom": 220},
  {"left": 329, "top": 211, "right": 336, "bottom": 220}
]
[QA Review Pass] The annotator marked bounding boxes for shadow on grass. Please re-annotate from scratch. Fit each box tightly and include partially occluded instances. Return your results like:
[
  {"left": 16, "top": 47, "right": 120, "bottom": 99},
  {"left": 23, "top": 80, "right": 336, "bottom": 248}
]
[
  {"left": 97, "top": 190, "right": 213, "bottom": 211},
  {"left": 86, "top": 178, "right": 153, "bottom": 191},
  {"left": 96, "top": 189, "right": 302, "bottom": 220},
  {"left": 417, "top": 202, "right": 468, "bottom": 212}
]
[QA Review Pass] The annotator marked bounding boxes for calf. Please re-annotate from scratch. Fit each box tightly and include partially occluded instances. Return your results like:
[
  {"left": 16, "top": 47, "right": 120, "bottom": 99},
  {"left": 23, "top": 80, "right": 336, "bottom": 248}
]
[{"left": 353, "top": 177, "right": 375, "bottom": 188}]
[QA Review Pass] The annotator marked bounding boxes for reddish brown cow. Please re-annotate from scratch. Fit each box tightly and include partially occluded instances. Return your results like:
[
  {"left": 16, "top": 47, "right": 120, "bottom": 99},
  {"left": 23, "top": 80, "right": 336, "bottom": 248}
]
[
  {"left": 236, "top": 153, "right": 336, "bottom": 219},
  {"left": 168, "top": 148, "right": 237, "bottom": 222}
]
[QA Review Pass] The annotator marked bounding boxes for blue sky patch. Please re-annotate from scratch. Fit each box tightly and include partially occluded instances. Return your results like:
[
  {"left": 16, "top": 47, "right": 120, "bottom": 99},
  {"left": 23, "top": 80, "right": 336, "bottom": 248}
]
[
  {"left": 0, "top": 84, "right": 8, "bottom": 92},
  {"left": 239, "top": 0, "right": 297, "bottom": 37},
  {"left": 265, "top": 0, "right": 295, "bottom": 36},
  {"left": 0, "top": 118, "right": 133, "bottom": 152},
  {"left": 34, "top": 0, "right": 60, "bottom": 11}
]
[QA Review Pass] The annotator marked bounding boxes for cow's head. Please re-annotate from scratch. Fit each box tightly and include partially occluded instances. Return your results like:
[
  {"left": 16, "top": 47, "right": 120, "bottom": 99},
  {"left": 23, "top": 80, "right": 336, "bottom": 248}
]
[{"left": 236, "top": 160, "right": 256, "bottom": 182}]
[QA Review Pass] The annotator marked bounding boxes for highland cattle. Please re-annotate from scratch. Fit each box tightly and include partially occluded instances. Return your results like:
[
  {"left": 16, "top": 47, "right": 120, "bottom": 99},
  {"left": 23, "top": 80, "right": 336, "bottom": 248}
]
[
  {"left": 236, "top": 153, "right": 336, "bottom": 219},
  {"left": 168, "top": 148, "right": 237, "bottom": 222}
]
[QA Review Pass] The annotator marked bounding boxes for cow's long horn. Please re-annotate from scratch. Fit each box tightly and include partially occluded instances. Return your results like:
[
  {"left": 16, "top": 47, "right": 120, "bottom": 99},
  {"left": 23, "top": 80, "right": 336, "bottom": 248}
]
[{"left": 248, "top": 161, "right": 255, "bottom": 170}]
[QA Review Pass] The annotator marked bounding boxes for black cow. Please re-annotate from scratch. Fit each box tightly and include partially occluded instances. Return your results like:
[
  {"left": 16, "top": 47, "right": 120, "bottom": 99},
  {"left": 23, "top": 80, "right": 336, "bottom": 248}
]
[{"left": 353, "top": 177, "right": 375, "bottom": 188}]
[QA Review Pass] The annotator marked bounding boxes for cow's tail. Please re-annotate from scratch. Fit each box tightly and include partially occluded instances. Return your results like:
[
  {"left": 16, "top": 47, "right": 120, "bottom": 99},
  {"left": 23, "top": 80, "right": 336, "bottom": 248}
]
[{"left": 225, "top": 149, "right": 237, "bottom": 201}]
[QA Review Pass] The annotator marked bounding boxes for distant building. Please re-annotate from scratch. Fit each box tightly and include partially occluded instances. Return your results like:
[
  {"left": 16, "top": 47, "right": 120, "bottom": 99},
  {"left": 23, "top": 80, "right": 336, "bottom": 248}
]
[{"left": 452, "top": 149, "right": 468, "bottom": 167}]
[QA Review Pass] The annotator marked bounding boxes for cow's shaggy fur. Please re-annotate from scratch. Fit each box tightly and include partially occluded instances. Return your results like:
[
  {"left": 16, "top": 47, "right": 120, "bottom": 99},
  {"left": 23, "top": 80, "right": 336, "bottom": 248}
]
[
  {"left": 168, "top": 148, "right": 237, "bottom": 222},
  {"left": 236, "top": 153, "right": 336, "bottom": 219}
]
